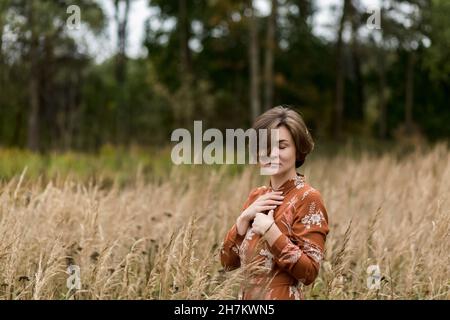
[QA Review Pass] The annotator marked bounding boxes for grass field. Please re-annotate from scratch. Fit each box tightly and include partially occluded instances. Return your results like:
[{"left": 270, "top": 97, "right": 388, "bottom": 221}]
[{"left": 0, "top": 142, "right": 449, "bottom": 299}]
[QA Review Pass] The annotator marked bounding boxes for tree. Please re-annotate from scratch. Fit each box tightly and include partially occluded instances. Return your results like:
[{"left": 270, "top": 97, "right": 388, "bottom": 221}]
[
  {"left": 422, "top": 0, "right": 450, "bottom": 83},
  {"left": 26, "top": 1, "right": 40, "bottom": 151},
  {"left": 349, "top": 0, "right": 365, "bottom": 122},
  {"left": 4, "top": 0, "right": 105, "bottom": 150},
  {"left": 248, "top": 0, "right": 261, "bottom": 122},
  {"left": 264, "top": 0, "right": 277, "bottom": 111},
  {"left": 334, "top": 0, "right": 351, "bottom": 139},
  {"left": 113, "top": 0, "right": 131, "bottom": 145}
]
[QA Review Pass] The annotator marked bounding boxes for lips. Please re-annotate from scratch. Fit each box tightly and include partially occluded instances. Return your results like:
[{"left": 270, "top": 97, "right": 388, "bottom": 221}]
[{"left": 264, "top": 163, "right": 281, "bottom": 168}]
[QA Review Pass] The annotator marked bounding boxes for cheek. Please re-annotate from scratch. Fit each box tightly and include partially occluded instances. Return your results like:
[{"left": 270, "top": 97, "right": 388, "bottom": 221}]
[{"left": 279, "top": 148, "right": 296, "bottom": 163}]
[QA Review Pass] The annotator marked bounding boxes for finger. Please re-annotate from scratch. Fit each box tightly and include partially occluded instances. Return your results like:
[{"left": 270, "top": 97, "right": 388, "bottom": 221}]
[
  {"left": 260, "top": 199, "right": 283, "bottom": 206},
  {"left": 254, "top": 212, "right": 263, "bottom": 218},
  {"left": 257, "top": 205, "right": 277, "bottom": 212},
  {"left": 251, "top": 224, "right": 261, "bottom": 234},
  {"left": 262, "top": 197, "right": 284, "bottom": 202},
  {"left": 258, "top": 194, "right": 284, "bottom": 203},
  {"left": 258, "top": 202, "right": 282, "bottom": 209},
  {"left": 265, "top": 194, "right": 285, "bottom": 200}
]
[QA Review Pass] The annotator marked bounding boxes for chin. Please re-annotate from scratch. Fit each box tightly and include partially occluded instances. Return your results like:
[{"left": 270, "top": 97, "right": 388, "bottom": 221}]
[
  {"left": 269, "top": 165, "right": 287, "bottom": 176},
  {"left": 273, "top": 169, "right": 287, "bottom": 176}
]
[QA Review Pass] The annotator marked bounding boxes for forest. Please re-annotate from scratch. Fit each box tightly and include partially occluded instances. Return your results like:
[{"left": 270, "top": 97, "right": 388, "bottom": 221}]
[{"left": 0, "top": 0, "right": 448, "bottom": 153}]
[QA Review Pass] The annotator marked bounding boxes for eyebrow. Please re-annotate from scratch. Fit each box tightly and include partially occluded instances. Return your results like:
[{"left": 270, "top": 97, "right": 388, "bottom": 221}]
[{"left": 279, "top": 139, "right": 289, "bottom": 143}]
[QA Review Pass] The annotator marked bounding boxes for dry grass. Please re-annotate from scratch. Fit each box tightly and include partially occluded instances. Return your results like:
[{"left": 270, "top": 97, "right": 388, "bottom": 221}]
[{"left": 0, "top": 143, "right": 449, "bottom": 300}]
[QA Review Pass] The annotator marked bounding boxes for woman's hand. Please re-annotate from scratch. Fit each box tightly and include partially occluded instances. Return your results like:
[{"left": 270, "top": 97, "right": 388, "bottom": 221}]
[
  {"left": 252, "top": 210, "right": 275, "bottom": 236},
  {"left": 236, "top": 191, "right": 284, "bottom": 236},
  {"left": 252, "top": 209, "right": 282, "bottom": 245}
]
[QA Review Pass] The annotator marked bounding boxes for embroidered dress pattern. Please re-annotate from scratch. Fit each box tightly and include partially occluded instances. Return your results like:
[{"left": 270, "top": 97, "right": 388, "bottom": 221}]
[
  {"left": 301, "top": 202, "right": 326, "bottom": 229},
  {"left": 259, "top": 248, "right": 274, "bottom": 269},
  {"left": 289, "top": 285, "right": 301, "bottom": 300}
]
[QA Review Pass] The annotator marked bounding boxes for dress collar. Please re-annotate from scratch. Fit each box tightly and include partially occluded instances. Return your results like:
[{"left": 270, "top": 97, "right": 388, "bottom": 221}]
[{"left": 268, "top": 172, "right": 305, "bottom": 195}]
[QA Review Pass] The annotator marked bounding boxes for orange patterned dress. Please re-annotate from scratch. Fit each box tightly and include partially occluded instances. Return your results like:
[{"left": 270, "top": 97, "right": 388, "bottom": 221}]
[{"left": 220, "top": 172, "right": 329, "bottom": 300}]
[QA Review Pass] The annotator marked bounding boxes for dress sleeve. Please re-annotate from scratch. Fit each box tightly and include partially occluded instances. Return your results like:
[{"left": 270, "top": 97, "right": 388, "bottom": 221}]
[
  {"left": 268, "top": 189, "right": 329, "bottom": 285},
  {"left": 220, "top": 187, "right": 263, "bottom": 271}
]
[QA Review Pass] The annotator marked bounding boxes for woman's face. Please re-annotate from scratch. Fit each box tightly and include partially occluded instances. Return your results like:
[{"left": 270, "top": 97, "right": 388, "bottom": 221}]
[{"left": 260, "top": 125, "right": 297, "bottom": 175}]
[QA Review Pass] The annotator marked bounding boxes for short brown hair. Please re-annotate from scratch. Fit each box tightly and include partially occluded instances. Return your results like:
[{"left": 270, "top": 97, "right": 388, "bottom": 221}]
[{"left": 252, "top": 106, "right": 314, "bottom": 168}]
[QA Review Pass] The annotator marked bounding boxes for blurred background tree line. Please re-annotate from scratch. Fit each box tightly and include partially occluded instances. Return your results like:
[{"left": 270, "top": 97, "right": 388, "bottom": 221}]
[{"left": 0, "top": 0, "right": 449, "bottom": 153}]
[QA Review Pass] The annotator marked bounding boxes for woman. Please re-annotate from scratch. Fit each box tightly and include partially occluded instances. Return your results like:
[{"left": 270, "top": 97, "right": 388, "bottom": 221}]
[{"left": 220, "top": 106, "right": 330, "bottom": 300}]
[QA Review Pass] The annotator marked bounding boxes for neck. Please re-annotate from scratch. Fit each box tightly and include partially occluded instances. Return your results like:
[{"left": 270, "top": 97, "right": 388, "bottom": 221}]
[{"left": 270, "top": 167, "right": 297, "bottom": 190}]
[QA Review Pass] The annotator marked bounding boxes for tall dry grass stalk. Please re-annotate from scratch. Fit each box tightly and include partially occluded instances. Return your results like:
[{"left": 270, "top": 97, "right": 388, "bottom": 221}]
[{"left": 0, "top": 143, "right": 449, "bottom": 299}]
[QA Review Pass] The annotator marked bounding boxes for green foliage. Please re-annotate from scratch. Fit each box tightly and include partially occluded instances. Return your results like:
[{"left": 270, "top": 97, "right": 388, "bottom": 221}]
[
  {"left": 423, "top": 0, "right": 450, "bottom": 82},
  {"left": 0, "top": 145, "right": 173, "bottom": 185},
  {"left": 0, "top": 0, "right": 449, "bottom": 153}
]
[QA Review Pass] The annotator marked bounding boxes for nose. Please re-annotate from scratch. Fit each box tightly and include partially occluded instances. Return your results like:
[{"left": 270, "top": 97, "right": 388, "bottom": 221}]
[{"left": 269, "top": 146, "right": 280, "bottom": 160}]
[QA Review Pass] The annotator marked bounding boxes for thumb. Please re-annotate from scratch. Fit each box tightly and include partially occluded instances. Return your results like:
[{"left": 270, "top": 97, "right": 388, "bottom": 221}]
[{"left": 268, "top": 209, "right": 274, "bottom": 219}]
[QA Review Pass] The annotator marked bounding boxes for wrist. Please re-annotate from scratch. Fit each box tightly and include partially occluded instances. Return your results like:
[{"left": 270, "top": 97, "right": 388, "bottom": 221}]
[
  {"left": 263, "top": 222, "right": 282, "bottom": 246},
  {"left": 262, "top": 221, "right": 275, "bottom": 236},
  {"left": 236, "top": 215, "right": 249, "bottom": 236},
  {"left": 237, "top": 213, "right": 249, "bottom": 225}
]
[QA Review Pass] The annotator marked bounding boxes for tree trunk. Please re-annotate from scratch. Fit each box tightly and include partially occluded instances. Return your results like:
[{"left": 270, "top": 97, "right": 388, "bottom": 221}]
[
  {"left": 334, "top": 0, "right": 350, "bottom": 140},
  {"left": 0, "top": 16, "right": 3, "bottom": 66},
  {"left": 405, "top": 51, "right": 415, "bottom": 134},
  {"left": 115, "top": 0, "right": 130, "bottom": 82},
  {"left": 178, "top": 0, "right": 192, "bottom": 76},
  {"left": 27, "top": 2, "right": 40, "bottom": 152},
  {"left": 377, "top": 48, "right": 387, "bottom": 139},
  {"left": 264, "top": 0, "right": 277, "bottom": 111},
  {"left": 249, "top": 0, "right": 261, "bottom": 122},
  {"left": 350, "top": 4, "right": 364, "bottom": 121},
  {"left": 0, "top": 10, "right": 4, "bottom": 84},
  {"left": 298, "top": 0, "right": 312, "bottom": 30},
  {"left": 352, "top": 49, "right": 364, "bottom": 120},
  {"left": 114, "top": 0, "right": 130, "bottom": 145},
  {"left": 0, "top": 0, "right": 7, "bottom": 65},
  {"left": 177, "top": 0, "right": 194, "bottom": 128}
]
